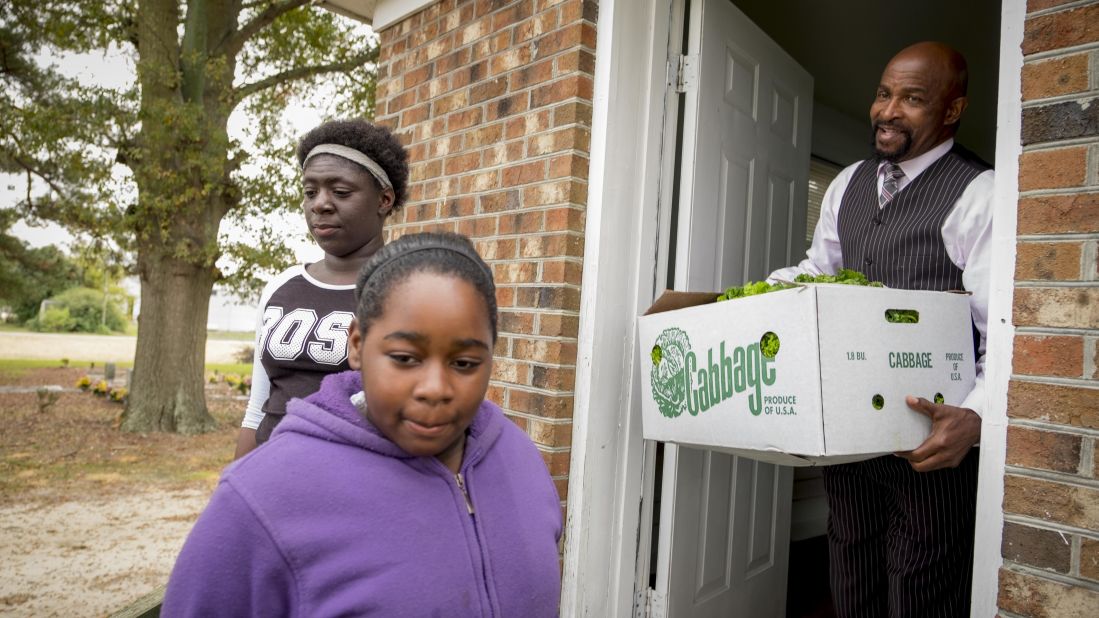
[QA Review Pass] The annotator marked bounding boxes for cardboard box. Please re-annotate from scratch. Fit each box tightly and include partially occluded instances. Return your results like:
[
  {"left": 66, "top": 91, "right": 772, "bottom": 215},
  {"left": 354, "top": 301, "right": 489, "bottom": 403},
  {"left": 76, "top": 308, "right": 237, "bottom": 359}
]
[{"left": 638, "top": 284, "right": 976, "bottom": 466}]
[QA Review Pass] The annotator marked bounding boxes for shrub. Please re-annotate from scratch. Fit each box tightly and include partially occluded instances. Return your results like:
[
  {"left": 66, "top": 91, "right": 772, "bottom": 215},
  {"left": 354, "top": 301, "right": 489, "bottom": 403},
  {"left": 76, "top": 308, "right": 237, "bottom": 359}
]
[
  {"left": 33, "top": 306, "right": 76, "bottom": 332},
  {"left": 234, "top": 345, "right": 255, "bottom": 364},
  {"left": 28, "top": 287, "right": 128, "bottom": 333},
  {"left": 76, "top": 375, "right": 92, "bottom": 390}
]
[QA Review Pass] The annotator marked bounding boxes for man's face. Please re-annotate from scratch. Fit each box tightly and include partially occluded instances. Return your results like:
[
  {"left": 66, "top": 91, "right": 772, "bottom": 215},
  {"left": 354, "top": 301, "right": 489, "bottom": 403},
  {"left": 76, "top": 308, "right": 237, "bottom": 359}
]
[{"left": 870, "top": 52, "right": 965, "bottom": 162}]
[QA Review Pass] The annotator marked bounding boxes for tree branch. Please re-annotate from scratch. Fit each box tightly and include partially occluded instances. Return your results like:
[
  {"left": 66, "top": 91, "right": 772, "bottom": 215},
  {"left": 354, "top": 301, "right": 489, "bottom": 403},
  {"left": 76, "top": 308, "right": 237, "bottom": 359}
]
[
  {"left": 6, "top": 150, "right": 67, "bottom": 199},
  {"left": 219, "top": 0, "right": 313, "bottom": 57},
  {"left": 231, "top": 52, "right": 373, "bottom": 106}
]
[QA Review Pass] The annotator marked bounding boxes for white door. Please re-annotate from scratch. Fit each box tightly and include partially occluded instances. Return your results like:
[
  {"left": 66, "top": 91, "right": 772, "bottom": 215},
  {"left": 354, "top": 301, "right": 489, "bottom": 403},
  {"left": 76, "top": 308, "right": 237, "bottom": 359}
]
[{"left": 653, "top": 0, "right": 813, "bottom": 615}]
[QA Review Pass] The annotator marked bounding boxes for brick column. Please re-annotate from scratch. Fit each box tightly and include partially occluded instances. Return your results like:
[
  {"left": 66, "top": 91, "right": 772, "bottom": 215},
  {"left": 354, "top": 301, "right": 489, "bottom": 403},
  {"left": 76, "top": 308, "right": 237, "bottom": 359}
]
[
  {"left": 373, "top": 0, "right": 598, "bottom": 515},
  {"left": 999, "top": 1, "right": 1099, "bottom": 614}
]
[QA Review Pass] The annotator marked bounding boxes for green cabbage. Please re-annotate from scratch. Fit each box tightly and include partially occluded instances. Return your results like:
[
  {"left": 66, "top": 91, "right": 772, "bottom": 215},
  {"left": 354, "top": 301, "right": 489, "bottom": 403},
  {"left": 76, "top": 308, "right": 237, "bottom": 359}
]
[{"left": 717, "top": 269, "right": 884, "bottom": 302}]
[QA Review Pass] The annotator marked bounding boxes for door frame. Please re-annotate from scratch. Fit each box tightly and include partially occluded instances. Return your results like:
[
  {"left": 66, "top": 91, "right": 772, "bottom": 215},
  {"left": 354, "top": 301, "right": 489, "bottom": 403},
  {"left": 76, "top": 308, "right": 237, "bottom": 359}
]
[
  {"left": 562, "top": 1, "right": 1023, "bottom": 616},
  {"left": 559, "top": 0, "right": 678, "bottom": 615},
  {"left": 972, "top": 0, "right": 1024, "bottom": 614}
]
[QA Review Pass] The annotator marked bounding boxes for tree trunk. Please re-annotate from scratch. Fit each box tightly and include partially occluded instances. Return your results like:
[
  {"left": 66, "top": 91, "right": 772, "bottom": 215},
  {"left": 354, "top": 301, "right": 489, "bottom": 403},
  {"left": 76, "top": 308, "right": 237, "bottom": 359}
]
[
  {"left": 120, "top": 250, "right": 218, "bottom": 434},
  {"left": 120, "top": 0, "right": 238, "bottom": 434}
]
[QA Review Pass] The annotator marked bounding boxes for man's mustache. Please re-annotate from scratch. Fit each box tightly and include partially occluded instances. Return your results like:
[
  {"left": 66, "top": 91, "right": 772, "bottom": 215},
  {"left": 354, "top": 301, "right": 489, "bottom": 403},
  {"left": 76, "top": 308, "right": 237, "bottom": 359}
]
[{"left": 873, "top": 121, "right": 910, "bottom": 134}]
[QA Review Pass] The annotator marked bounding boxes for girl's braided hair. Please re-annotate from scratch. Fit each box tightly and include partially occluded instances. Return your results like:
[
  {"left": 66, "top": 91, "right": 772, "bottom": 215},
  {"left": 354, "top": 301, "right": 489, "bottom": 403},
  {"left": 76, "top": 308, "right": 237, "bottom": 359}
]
[{"left": 355, "top": 232, "right": 497, "bottom": 341}]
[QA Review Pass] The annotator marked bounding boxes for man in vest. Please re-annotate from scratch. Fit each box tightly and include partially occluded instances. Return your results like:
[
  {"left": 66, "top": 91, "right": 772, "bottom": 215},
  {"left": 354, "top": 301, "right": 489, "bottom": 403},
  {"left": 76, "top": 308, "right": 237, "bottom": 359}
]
[{"left": 770, "top": 42, "right": 993, "bottom": 617}]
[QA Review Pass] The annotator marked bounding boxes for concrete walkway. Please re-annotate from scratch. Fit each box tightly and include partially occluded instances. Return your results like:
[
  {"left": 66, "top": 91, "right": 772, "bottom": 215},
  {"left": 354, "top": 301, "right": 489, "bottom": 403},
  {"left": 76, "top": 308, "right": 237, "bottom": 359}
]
[{"left": 0, "top": 332, "right": 251, "bottom": 364}]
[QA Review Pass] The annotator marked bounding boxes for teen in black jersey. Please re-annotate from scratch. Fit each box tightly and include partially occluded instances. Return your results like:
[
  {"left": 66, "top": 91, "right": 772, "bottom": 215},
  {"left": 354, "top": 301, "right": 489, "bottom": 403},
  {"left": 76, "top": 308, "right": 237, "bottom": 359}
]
[{"left": 234, "top": 119, "right": 409, "bottom": 458}]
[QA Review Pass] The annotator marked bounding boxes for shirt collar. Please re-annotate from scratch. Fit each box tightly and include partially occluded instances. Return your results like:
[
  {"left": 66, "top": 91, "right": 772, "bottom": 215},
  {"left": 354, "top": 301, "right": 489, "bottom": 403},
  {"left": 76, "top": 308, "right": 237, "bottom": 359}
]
[{"left": 878, "top": 138, "right": 954, "bottom": 181}]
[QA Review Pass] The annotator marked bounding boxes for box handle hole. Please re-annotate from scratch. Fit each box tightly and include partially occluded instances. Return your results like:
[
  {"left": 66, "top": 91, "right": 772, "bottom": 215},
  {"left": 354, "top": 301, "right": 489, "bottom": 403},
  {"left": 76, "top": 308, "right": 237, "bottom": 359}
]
[
  {"left": 934, "top": 392, "right": 944, "bottom": 404},
  {"left": 651, "top": 345, "right": 663, "bottom": 366},
  {"left": 885, "top": 309, "right": 919, "bottom": 324},
  {"left": 760, "top": 331, "right": 780, "bottom": 359},
  {"left": 872, "top": 394, "right": 885, "bottom": 410}
]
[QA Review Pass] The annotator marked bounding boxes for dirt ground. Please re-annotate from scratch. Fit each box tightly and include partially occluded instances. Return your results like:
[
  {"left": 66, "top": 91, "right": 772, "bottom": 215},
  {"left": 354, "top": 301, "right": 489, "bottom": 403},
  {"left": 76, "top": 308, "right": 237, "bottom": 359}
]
[
  {"left": 0, "top": 366, "right": 243, "bottom": 617},
  {"left": 0, "top": 488, "right": 211, "bottom": 617}
]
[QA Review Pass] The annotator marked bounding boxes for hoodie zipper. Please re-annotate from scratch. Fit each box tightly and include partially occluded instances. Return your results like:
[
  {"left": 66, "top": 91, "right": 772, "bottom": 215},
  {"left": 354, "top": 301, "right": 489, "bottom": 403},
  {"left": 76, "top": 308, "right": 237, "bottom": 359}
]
[
  {"left": 455, "top": 471, "right": 496, "bottom": 615},
  {"left": 455, "top": 472, "right": 475, "bottom": 515}
]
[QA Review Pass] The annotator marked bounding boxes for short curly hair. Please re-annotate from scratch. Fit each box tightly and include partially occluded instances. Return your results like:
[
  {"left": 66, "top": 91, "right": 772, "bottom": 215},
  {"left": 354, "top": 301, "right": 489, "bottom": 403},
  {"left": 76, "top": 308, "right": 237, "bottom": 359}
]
[{"left": 296, "top": 119, "right": 410, "bottom": 212}]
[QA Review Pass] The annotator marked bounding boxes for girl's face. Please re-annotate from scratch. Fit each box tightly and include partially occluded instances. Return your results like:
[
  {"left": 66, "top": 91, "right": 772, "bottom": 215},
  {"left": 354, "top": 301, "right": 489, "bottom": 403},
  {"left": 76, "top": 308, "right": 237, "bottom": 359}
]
[
  {"left": 302, "top": 154, "right": 394, "bottom": 258},
  {"left": 348, "top": 271, "right": 494, "bottom": 473}
]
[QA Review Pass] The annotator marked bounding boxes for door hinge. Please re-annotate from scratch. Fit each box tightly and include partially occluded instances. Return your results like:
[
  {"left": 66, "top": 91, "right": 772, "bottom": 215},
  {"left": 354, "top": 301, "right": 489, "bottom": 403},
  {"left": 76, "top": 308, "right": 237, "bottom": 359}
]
[
  {"left": 670, "top": 54, "right": 698, "bottom": 93},
  {"left": 644, "top": 587, "right": 668, "bottom": 618}
]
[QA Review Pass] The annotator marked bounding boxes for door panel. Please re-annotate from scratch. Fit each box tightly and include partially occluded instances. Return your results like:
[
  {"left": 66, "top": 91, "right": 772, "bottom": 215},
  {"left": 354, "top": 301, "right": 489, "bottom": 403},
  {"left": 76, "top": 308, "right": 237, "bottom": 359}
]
[
  {"left": 746, "top": 460, "right": 777, "bottom": 576},
  {"left": 655, "top": 0, "right": 812, "bottom": 615},
  {"left": 766, "top": 173, "right": 794, "bottom": 275},
  {"left": 695, "top": 452, "right": 734, "bottom": 601},
  {"left": 715, "top": 156, "right": 752, "bottom": 287}
]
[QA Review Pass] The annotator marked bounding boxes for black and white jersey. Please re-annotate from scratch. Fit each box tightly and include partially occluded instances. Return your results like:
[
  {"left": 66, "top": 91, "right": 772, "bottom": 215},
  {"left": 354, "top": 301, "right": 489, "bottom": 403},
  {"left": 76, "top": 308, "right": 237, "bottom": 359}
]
[{"left": 242, "top": 266, "right": 355, "bottom": 435}]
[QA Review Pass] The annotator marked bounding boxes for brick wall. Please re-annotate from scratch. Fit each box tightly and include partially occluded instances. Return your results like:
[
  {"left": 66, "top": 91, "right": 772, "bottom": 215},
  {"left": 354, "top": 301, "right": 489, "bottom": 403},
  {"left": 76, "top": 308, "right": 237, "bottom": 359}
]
[
  {"left": 372, "top": 0, "right": 597, "bottom": 513},
  {"left": 999, "top": 1, "right": 1099, "bottom": 614}
]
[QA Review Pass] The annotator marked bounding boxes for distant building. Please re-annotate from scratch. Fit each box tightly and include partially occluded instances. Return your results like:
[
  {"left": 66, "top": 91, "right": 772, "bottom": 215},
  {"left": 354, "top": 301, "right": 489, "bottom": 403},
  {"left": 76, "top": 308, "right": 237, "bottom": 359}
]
[
  {"left": 125, "top": 276, "right": 256, "bottom": 333},
  {"left": 207, "top": 288, "right": 258, "bottom": 333}
]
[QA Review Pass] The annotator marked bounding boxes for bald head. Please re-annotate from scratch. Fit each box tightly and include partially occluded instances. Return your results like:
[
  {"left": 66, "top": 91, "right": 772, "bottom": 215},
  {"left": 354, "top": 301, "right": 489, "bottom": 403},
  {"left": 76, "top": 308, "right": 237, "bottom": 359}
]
[
  {"left": 870, "top": 42, "right": 970, "bottom": 161},
  {"left": 890, "top": 42, "right": 968, "bottom": 99}
]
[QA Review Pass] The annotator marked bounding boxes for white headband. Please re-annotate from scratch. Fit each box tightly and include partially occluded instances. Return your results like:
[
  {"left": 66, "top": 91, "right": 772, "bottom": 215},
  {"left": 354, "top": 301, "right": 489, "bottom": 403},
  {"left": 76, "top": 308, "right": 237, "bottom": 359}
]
[{"left": 302, "top": 144, "right": 393, "bottom": 192}]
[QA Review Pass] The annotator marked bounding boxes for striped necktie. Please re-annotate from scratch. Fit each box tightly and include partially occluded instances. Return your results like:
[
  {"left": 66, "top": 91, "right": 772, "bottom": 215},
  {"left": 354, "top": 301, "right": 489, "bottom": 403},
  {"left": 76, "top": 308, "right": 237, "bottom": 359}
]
[{"left": 879, "top": 162, "right": 905, "bottom": 207}]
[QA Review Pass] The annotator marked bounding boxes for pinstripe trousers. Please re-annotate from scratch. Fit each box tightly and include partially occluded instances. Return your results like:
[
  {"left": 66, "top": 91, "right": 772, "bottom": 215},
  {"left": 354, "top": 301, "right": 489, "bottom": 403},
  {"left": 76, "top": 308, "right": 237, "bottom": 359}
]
[{"left": 822, "top": 449, "right": 979, "bottom": 618}]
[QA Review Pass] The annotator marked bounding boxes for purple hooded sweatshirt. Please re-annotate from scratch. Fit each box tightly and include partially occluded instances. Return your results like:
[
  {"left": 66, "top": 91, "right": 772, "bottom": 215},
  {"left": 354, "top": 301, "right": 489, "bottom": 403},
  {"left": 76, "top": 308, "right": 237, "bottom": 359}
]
[{"left": 163, "top": 370, "right": 562, "bottom": 617}]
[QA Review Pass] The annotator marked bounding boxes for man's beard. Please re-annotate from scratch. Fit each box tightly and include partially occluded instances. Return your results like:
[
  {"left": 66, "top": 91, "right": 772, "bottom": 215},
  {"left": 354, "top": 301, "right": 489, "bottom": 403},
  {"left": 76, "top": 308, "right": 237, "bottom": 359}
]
[{"left": 871, "top": 122, "right": 912, "bottom": 162}]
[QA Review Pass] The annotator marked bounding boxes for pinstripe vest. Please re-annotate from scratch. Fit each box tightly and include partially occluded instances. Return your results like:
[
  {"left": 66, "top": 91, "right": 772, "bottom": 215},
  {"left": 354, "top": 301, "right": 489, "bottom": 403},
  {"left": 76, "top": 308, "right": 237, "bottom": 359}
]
[{"left": 837, "top": 145, "right": 990, "bottom": 292}]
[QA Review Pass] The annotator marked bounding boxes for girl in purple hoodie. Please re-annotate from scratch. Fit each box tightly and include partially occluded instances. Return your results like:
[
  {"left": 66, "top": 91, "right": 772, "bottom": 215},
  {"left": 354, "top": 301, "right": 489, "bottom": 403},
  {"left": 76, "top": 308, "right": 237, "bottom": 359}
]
[{"left": 164, "top": 232, "right": 562, "bottom": 617}]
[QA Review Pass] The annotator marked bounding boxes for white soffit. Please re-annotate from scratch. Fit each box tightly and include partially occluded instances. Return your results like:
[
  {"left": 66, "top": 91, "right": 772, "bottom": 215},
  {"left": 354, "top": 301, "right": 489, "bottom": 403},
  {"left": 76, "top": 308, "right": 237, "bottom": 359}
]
[
  {"left": 374, "top": 0, "right": 436, "bottom": 29},
  {"left": 316, "top": 0, "right": 378, "bottom": 24},
  {"left": 317, "top": 0, "right": 433, "bottom": 30}
]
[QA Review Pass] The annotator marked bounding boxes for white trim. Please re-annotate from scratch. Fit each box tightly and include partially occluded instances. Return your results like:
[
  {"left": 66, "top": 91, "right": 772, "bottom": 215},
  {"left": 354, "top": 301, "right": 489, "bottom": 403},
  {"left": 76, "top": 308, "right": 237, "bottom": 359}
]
[
  {"left": 374, "top": 0, "right": 433, "bottom": 30},
  {"left": 561, "top": 0, "right": 672, "bottom": 615},
  {"left": 632, "top": 2, "right": 686, "bottom": 610},
  {"left": 298, "top": 265, "right": 357, "bottom": 290},
  {"left": 317, "top": 0, "right": 379, "bottom": 24},
  {"left": 971, "top": 0, "right": 1025, "bottom": 615}
]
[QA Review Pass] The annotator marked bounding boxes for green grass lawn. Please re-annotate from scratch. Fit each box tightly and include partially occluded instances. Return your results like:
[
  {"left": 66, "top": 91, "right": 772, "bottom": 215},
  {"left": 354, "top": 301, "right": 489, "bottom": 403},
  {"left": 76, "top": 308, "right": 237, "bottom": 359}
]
[
  {"left": 205, "top": 330, "right": 254, "bottom": 341},
  {"left": 0, "top": 322, "right": 250, "bottom": 340},
  {"left": 0, "top": 358, "right": 252, "bottom": 378},
  {"left": 0, "top": 358, "right": 112, "bottom": 372},
  {"left": 0, "top": 321, "right": 138, "bottom": 336}
]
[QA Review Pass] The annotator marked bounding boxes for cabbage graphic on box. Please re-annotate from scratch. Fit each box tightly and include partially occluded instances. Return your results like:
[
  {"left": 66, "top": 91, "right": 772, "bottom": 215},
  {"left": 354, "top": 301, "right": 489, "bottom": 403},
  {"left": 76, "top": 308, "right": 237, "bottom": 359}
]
[{"left": 650, "top": 327, "right": 691, "bottom": 418}]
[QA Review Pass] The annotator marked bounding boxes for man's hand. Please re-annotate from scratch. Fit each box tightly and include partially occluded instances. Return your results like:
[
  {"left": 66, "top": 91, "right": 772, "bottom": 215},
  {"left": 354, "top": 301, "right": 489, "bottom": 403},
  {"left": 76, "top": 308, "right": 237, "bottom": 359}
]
[{"left": 895, "top": 395, "right": 981, "bottom": 472}]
